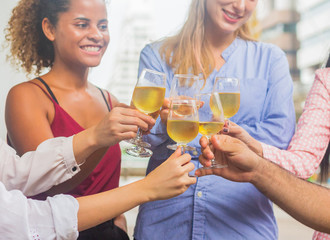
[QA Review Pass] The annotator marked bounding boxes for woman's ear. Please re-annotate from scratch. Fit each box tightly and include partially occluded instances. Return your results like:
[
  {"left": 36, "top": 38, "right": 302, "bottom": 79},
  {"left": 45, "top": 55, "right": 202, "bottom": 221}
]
[{"left": 42, "top": 18, "right": 55, "bottom": 41}]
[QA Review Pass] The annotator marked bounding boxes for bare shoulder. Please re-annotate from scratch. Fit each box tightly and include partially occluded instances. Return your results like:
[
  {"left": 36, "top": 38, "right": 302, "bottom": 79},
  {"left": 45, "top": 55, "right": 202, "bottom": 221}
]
[
  {"left": 6, "top": 80, "right": 52, "bottom": 114},
  {"left": 95, "top": 86, "right": 121, "bottom": 107}
]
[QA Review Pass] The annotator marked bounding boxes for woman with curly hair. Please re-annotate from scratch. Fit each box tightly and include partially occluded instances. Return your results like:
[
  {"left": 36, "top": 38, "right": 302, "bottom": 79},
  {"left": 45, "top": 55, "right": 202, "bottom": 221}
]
[
  {"left": 4, "top": 0, "right": 152, "bottom": 239},
  {"left": 133, "top": 0, "right": 296, "bottom": 239}
]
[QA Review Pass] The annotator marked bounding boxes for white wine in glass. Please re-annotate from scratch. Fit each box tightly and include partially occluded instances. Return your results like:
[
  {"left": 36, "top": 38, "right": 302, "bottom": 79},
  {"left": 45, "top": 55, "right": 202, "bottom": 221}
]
[
  {"left": 167, "top": 99, "right": 199, "bottom": 152},
  {"left": 197, "top": 93, "right": 227, "bottom": 169},
  {"left": 132, "top": 86, "right": 165, "bottom": 114},
  {"left": 167, "top": 74, "right": 201, "bottom": 151},
  {"left": 213, "top": 77, "right": 240, "bottom": 119},
  {"left": 126, "top": 69, "right": 166, "bottom": 158}
]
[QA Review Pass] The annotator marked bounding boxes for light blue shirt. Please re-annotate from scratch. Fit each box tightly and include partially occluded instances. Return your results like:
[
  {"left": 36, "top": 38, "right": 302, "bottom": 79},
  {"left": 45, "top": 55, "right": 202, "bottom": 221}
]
[{"left": 134, "top": 38, "right": 296, "bottom": 240}]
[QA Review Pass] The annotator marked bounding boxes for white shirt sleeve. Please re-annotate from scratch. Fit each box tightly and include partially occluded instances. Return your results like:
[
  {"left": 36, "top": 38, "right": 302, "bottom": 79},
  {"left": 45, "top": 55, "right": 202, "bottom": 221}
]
[
  {"left": 0, "top": 182, "right": 79, "bottom": 240},
  {"left": 0, "top": 136, "right": 81, "bottom": 196}
]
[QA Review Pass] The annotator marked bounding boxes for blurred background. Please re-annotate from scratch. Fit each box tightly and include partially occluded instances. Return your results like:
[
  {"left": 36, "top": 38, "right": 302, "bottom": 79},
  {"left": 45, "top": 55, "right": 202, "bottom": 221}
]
[{"left": 0, "top": 0, "right": 329, "bottom": 239}]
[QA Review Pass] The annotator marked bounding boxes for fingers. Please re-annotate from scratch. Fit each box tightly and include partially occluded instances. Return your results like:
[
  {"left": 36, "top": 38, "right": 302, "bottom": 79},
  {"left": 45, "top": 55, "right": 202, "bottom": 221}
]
[
  {"left": 160, "top": 109, "right": 169, "bottom": 124},
  {"left": 195, "top": 168, "right": 214, "bottom": 177},
  {"left": 162, "top": 98, "right": 170, "bottom": 109},
  {"left": 199, "top": 135, "right": 209, "bottom": 148},
  {"left": 210, "top": 135, "right": 243, "bottom": 154},
  {"left": 167, "top": 148, "right": 182, "bottom": 161},
  {"left": 114, "top": 108, "right": 155, "bottom": 131},
  {"left": 175, "top": 152, "right": 192, "bottom": 166}
]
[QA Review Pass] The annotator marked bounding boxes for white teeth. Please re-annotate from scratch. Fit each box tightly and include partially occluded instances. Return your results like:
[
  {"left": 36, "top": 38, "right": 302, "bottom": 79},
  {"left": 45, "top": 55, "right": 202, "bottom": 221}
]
[
  {"left": 225, "top": 10, "right": 239, "bottom": 19},
  {"left": 82, "top": 46, "right": 101, "bottom": 52}
]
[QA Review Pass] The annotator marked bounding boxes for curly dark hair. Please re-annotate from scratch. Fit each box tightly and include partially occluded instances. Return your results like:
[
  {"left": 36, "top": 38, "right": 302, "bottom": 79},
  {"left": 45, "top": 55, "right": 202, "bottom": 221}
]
[{"left": 5, "top": 0, "right": 71, "bottom": 75}]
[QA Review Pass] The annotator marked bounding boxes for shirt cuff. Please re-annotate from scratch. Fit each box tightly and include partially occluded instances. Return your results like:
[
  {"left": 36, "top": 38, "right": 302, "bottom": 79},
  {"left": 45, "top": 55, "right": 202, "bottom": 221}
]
[
  {"left": 61, "top": 136, "right": 81, "bottom": 174},
  {"left": 261, "top": 142, "right": 273, "bottom": 161},
  {"left": 48, "top": 194, "right": 79, "bottom": 239}
]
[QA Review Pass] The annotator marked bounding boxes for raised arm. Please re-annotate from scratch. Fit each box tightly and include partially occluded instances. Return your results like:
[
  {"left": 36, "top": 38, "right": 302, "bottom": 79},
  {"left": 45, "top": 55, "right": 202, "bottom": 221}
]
[
  {"left": 5, "top": 82, "right": 155, "bottom": 195},
  {"left": 223, "top": 68, "right": 330, "bottom": 178},
  {"left": 197, "top": 135, "right": 330, "bottom": 234},
  {"left": 0, "top": 149, "right": 196, "bottom": 239},
  {"left": 261, "top": 69, "right": 330, "bottom": 178}
]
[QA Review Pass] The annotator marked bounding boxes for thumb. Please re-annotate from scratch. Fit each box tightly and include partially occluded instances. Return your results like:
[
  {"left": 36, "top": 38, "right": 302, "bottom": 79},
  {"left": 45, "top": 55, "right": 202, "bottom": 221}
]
[
  {"left": 211, "top": 135, "right": 238, "bottom": 152},
  {"left": 167, "top": 148, "right": 182, "bottom": 161}
]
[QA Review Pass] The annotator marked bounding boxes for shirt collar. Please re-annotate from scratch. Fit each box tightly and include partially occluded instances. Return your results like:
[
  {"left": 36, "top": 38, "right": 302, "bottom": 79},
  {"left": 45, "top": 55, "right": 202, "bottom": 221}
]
[{"left": 221, "top": 37, "right": 240, "bottom": 61}]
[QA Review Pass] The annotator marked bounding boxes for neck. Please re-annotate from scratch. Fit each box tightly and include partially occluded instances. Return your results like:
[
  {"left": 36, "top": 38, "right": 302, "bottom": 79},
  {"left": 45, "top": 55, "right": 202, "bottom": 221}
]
[
  {"left": 204, "top": 20, "right": 236, "bottom": 55},
  {"left": 45, "top": 60, "right": 90, "bottom": 89}
]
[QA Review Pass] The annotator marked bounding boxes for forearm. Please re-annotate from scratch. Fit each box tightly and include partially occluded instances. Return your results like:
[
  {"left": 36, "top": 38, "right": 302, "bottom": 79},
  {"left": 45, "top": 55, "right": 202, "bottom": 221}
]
[
  {"left": 72, "top": 126, "right": 100, "bottom": 165},
  {"left": 77, "top": 179, "right": 150, "bottom": 231},
  {"left": 252, "top": 158, "right": 330, "bottom": 233}
]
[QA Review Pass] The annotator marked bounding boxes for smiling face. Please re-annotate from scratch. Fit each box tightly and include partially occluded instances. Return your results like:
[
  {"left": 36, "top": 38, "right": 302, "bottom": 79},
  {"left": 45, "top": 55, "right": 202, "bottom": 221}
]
[
  {"left": 205, "top": 0, "right": 257, "bottom": 36},
  {"left": 50, "top": 0, "right": 109, "bottom": 68}
]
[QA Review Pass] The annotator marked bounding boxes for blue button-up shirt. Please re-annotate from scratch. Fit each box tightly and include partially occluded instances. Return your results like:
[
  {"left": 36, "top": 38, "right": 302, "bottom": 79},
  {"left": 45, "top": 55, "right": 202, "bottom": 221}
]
[{"left": 134, "top": 38, "right": 295, "bottom": 240}]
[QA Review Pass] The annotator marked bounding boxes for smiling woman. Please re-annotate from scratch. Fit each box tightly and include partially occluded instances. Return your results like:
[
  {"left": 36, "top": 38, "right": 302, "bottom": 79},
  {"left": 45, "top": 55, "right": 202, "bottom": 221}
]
[
  {"left": 4, "top": 0, "right": 141, "bottom": 239},
  {"left": 133, "top": 0, "right": 296, "bottom": 239}
]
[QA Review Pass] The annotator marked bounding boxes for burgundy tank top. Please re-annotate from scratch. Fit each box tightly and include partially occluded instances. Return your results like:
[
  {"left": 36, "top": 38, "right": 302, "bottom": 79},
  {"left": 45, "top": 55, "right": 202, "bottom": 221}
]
[{"left": 17, "top": 78, "right": 121, "bottom": 199}]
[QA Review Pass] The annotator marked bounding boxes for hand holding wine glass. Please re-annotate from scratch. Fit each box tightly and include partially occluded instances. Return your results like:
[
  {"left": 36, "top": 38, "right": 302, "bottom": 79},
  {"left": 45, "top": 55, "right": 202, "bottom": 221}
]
[
  {"left": 126, "top": 68, "right": 166, "bottom": 157},
  {"left": 196, "top": 93, "right": 227, "bottom": 169}
]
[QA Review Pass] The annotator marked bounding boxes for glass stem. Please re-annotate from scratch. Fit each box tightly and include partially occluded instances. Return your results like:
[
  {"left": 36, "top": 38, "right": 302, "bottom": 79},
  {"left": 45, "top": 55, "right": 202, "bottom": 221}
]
[
  {"left": 136, "top": 127, "right": 143, "bottom": 143},
  {"left": 180, "top": 145, "right": 186, "bottom": 154}
]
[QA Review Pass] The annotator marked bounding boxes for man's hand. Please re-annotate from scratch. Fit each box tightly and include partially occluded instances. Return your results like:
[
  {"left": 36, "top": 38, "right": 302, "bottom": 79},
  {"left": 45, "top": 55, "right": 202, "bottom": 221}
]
[{"left": 196, "top": 135, "right": 262, "bottom": 182}]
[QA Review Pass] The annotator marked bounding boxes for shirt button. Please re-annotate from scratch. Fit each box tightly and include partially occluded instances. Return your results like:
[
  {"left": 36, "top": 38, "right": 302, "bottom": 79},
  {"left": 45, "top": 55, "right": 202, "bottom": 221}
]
[
  {"left": 197, "top": 191, "right": 202, "bottom": 197},
  {"left": 72, "top": 166, "right": 77, "bottom": 172},
  {"left": 192, "top": 150, "right": 198, "bottom": 156}
]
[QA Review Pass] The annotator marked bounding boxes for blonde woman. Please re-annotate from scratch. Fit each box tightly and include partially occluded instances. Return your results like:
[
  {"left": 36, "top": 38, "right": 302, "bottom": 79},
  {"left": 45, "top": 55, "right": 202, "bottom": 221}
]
[{"left": 134, "top": 0, "right": 295, "bottom": 239}]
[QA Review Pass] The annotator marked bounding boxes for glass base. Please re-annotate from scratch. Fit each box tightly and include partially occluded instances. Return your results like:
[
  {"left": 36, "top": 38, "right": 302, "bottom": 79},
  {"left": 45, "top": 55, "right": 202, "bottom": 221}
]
[
  {"left": 124, "top": 138, "right": 151, "bottom": 148},
  {"left": 126, "top": 145, "right": 153, "bottom": 158},
  {"left": 166, "top": 144, "right": 196, "bottom": 151}
]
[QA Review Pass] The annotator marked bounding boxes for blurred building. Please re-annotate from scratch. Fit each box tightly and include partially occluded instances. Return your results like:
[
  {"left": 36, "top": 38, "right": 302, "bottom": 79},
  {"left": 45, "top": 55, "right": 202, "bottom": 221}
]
[
  {"left": 107, "top": 0, "right": 155, "bottom": 105},
  {"left": 258, "top": 0, "right": 300, "bottom": 81},
  {"left": 296, "top": 0, "right": 330, "bottom": 84},
  {"left": 258, "top": 0, "right": 302, "bottom": 118}
]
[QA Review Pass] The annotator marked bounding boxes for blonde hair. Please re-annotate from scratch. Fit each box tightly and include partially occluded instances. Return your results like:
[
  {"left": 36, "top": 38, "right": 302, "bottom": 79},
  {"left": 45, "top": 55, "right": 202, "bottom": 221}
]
[{"left": 160, "top": 0, "right": 256, "bottom": 80}]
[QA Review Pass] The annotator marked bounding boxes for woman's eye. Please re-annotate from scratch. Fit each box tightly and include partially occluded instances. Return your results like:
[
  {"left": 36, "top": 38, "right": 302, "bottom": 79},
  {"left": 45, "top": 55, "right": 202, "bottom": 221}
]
[
  {"left": 99, "top": 24, "right": 108, "bottom": 31},
  {"left": 76, "top": 23, "right": 88, "bottom": 28}
]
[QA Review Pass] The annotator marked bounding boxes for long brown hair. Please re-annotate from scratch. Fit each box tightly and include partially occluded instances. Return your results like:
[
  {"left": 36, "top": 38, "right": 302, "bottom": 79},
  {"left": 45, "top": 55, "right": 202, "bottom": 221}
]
[
  {"left": 160, "top": 0, "right": 256, "bottom": 80},
  {"left": 319, "top": 54, "right": 330, "bottom": 183}
]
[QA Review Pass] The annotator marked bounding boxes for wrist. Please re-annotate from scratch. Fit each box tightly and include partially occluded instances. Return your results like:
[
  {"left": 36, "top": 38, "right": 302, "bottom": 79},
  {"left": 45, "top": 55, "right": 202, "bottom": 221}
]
[
  {"left": 72, "top": 127, "right": 99, "bottom": 163},
  {"left": 250, "top": 155, "right": 267, "bottom": 185},
  {"left": 246, "top": 137, "right": 263, "bottom": 157}
]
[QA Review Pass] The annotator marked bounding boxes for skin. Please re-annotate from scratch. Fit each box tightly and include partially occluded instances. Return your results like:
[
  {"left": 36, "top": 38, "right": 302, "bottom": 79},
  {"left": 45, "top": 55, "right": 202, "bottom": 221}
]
[
  {"left": 196, "top": 135, "right": 330, "bottom": 234},
  {"left": 77, "top": 148, "right": 196, "bottom": 231},
  {"left": 5, "top": 0, "right": 154, "bottom": 232}
]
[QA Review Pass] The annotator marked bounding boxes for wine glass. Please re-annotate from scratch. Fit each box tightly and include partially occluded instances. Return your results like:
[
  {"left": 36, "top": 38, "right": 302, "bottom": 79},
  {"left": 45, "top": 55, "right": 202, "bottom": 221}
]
[
  {"left": 213, "top": 77, "right": 240, "bottom": 120},
  {"left": 167, "top": 74, "right": 201, "bottom": 151},
  {"left": 167, "top": 99, "right": 199, "bottom": 153},
  {"left": 125, "top": 68, "right": 166, "bottom": 157},
  {"left": 196, "top": 93, "right": 227, "bottom": 169}
]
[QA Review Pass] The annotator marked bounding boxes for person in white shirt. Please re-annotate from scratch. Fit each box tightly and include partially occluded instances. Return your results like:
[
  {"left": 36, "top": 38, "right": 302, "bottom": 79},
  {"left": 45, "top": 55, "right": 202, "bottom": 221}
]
[{"left": 0, "top": 100, "right": 196, "bottom": 239}]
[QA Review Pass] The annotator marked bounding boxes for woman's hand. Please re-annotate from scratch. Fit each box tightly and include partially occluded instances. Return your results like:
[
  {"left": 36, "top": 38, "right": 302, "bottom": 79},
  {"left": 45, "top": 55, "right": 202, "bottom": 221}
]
[
  {"left": 222, "top": 120, "right": 263, "bottom": 157},
  {"left": 91, "top": 103, "right": 156, "bottom": 147},
  {"left": 142, "top": 148, "right": 196, "bottom": 201},
  {"left": 159, "top": 98, "right": 170, "bottom": 125}
]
